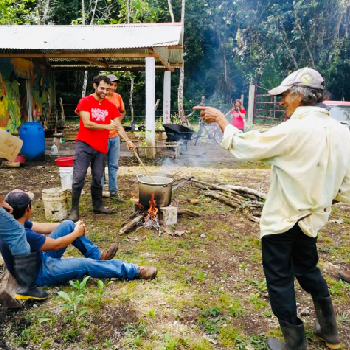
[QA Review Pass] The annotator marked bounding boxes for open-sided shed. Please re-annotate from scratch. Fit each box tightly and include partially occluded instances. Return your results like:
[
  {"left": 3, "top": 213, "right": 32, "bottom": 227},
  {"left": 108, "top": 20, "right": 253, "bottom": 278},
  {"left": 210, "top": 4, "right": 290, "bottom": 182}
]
[{"left": 0, "top": 23, "right": 183, "bottom": 156}]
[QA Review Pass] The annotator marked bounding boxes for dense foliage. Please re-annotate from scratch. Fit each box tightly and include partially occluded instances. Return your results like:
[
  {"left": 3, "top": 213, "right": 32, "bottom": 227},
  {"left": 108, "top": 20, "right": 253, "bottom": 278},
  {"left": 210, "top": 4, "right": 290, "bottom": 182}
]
[{"left": 3, "top": 0, "right": 350, "bottom": 116}]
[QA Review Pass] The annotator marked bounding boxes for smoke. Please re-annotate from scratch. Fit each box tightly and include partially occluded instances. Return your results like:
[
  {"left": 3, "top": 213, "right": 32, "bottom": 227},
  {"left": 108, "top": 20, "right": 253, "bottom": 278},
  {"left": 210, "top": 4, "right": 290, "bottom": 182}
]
[{"left": 155, "top": 138, "right": 229, "bottom": 175}]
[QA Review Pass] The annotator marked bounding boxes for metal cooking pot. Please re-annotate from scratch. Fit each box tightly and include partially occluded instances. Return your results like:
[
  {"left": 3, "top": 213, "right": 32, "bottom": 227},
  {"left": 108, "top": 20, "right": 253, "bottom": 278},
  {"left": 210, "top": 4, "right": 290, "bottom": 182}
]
[{"left": 137, "top": 174, "right": 174, "bottom": 208}]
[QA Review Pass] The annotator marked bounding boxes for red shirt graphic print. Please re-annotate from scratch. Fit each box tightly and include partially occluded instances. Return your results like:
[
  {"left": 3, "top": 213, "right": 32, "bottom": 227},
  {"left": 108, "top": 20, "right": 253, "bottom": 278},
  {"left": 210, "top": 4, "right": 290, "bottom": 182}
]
[{"left": 75, "top": 95, "right": 121, "bottom": 153}]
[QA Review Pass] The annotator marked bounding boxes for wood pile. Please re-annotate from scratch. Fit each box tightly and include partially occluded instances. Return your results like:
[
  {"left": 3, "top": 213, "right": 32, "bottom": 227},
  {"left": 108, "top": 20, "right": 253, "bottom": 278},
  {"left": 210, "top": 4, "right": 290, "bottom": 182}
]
[{"left": 191, "top": 179, "right": 265, "bottom": 223}]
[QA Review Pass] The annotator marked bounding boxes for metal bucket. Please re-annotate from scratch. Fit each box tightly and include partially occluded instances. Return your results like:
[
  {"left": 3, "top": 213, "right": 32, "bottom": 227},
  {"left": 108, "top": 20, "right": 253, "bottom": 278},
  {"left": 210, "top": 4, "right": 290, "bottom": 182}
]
[{"left": 137, "top": 174, "right": 174, "bottom": 208}]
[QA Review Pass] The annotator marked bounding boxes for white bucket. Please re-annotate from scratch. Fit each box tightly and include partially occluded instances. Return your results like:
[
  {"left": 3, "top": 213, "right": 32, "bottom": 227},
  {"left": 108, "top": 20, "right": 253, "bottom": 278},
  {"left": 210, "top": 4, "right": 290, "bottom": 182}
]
[
  {"left": 59, "top": 167, "right": 73, "bottom": 190},
  {"left": 42, "top": 188, "right": 68, "bottom": 221}
]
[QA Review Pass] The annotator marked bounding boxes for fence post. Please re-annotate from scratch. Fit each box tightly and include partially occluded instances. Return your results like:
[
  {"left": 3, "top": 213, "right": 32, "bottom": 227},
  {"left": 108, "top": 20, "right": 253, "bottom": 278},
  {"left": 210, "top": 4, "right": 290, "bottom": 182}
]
[{"left": 247, "top": 81, "right": 256, "bottom": 130}]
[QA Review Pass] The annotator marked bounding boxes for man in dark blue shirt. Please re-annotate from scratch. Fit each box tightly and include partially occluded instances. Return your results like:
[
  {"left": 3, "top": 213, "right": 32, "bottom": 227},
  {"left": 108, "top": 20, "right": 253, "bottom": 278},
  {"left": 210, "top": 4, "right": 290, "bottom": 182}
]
[
  {"left": 0, "top": 192, "right": 47, "bottom": 300},
  {"left": 1, "top": 191, "right": 157, "bottom": 289}
]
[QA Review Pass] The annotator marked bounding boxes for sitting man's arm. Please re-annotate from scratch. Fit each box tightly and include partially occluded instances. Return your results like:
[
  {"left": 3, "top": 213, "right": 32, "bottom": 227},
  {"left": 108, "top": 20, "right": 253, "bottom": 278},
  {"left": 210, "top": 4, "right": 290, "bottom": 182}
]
[
  {"left": 31, "top": 222, "right": 60, "bottom": 235},
  {"left": 40, "top": 221, "right": 85, "bottom": 251},
  {"left": 0, "top": 194, "right": 13, "bottom": 213}
]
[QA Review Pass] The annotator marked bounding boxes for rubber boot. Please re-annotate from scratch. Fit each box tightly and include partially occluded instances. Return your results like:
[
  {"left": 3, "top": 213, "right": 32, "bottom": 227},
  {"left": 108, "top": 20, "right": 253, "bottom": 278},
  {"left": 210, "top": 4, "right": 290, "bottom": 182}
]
[
  {"left": 14, "top": 253, "right": 48, "bottom": 300},
  {"left": 91, "top": 186, "right": 114, "bottom": 214},
  {"left": 68, "top": 188, "right": 81, "bottom": 222},
  {"left": 266, "top": 319, "right": 307, "bottom": 350},
  {"left": 312, "top": 296, "right": 340, "bottom": 349},
  {"left": 338, "top": 269, "right": 350, "bottom": 283}
]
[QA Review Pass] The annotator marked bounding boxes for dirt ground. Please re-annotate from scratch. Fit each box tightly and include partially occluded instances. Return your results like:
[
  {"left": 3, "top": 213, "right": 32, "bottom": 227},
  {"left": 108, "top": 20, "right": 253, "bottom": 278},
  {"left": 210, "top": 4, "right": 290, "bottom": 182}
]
[{"left": 0, "top": 139, "right": 349, "bottom": 350}]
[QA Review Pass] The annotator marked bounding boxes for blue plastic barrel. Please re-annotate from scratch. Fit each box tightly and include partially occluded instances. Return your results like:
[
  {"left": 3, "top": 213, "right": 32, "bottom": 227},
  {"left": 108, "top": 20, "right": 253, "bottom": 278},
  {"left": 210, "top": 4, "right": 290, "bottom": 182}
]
[{"left": 20, "top": 122, "right": 45, "bottom": 160}]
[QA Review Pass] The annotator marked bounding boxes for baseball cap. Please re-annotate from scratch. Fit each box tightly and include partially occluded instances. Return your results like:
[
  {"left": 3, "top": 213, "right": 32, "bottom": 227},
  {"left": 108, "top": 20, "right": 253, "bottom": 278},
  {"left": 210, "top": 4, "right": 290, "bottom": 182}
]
[
  {"left": 107, "top": 74, "right": 119, "bottom": 82},
  {"left": 5, "top": 190, "right": 31, "bottom": 209},
  {"left": 269, "top": 68, "right": 324, "bottom": 96}
]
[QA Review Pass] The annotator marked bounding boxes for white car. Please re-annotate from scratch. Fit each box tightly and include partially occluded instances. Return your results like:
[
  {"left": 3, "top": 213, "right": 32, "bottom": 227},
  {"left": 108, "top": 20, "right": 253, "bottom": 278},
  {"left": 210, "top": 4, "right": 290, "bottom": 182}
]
[{"left": 320, "top": 101, "right": 350, "bottom": 126}]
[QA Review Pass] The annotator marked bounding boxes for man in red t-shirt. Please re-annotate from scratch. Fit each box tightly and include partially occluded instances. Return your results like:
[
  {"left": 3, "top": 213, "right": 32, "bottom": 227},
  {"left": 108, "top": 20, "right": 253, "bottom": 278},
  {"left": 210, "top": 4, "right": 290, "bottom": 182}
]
[{"left": 69, "top": 75, "right": 123, "bottom": 221}]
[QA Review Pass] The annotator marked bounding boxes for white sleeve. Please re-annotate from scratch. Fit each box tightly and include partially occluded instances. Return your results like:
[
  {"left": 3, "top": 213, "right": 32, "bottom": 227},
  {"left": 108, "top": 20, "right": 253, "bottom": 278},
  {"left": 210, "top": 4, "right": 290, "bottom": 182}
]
[{"left": 221, "top": 123, "right": 292, "bottom": 162}]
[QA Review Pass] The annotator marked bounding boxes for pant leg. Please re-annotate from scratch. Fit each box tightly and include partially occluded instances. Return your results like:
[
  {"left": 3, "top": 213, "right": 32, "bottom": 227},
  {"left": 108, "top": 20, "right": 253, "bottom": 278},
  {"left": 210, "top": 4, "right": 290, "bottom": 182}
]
[
  {"left": 293, "top": 225, "right": 330, "bottom": 298},
  {"left": 262, "top": 227, "right": 299, "bottom": 324},
  {"left": 45, "top": 220, "right": 101, "bottom": 260},
  {"left": 36, "top": 254, "right": 139, "bottom": 286},
  {"left": 108, "top": 136, "right": 120, "bottom": 193},
  {"left": 90, "top": 148, "right": 106, "bottom": 191},
  {"left": 72, "top": 141, "right": 92, "bottom": 193},
  {"left": 0, "top": 206, "right": 30, "bottom": 256},
  {"left": 101, "top": 138, "right": 112, "bottom": 189}
]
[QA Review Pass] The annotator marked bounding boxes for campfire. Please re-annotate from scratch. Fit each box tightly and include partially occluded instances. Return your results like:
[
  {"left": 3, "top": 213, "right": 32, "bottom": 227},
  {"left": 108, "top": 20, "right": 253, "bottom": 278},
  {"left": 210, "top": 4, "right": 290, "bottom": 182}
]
[
  {"left": 136, "top": 194, "right": 161, "bottom": 230},
  {"left": 118, "top": 177, "right": 263, "bottom": 236}
]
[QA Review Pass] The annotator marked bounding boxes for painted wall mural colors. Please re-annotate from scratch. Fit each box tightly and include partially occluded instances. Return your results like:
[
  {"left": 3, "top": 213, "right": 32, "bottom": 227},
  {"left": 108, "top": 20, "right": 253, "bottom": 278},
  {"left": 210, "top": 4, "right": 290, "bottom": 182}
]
[{"left": 0, "top": 58, "right": 52, "bottom": 133}]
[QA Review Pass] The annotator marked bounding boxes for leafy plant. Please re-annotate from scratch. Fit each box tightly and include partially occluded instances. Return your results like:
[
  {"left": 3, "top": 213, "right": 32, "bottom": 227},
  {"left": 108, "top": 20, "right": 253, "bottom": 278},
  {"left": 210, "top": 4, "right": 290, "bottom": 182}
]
[
  {"left": 57, "top": 276, "right": 90, "bottom": 328},
  {"left": 70, "top": 275, "right": 90, "bottom": 293},
  {"left": 96, "top": 279, "right": 112, "bottom": 306},
  {"left": 156, "top": 332, "right": 177, "bottom": 350}
]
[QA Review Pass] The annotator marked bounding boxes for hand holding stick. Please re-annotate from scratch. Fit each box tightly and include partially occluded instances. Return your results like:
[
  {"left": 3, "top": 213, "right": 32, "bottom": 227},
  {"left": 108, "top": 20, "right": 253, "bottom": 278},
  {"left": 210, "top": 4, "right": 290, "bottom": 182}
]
[{"left": 133, "top": 150, "right": 156, "bottom": 183}]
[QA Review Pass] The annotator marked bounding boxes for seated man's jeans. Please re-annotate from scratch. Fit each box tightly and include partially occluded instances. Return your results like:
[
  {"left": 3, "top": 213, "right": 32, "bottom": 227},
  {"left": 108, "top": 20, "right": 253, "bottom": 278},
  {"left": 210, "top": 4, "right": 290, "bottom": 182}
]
[
  {"left": 0, "top": 206, "right": 30, "bottom": 256},
  {"left": 35, "top": 220, "right": 139, "bottom": 286},
  {"left": 101, "top": 135, "right": 120, "bottom": 193}
]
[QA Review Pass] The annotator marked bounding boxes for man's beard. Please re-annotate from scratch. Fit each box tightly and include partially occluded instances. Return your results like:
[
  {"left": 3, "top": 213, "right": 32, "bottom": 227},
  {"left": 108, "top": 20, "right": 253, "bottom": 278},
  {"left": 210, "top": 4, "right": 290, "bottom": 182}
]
[{"left": 96, "top": 90, "right": 105, "bottom": 99}]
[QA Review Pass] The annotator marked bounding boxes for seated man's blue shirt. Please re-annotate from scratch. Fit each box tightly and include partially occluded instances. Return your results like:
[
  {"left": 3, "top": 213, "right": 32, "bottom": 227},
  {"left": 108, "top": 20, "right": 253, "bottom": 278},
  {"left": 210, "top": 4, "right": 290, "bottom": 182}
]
[{"left": 0, "top": 221, "right": 45, "bottom": 276}]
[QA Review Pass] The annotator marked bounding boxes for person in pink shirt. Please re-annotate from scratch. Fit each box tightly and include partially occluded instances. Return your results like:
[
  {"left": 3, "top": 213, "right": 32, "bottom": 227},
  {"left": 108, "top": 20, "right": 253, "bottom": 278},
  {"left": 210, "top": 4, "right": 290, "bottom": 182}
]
[{"left": 230, "top": 99, "right": 246, "bottom": 131}]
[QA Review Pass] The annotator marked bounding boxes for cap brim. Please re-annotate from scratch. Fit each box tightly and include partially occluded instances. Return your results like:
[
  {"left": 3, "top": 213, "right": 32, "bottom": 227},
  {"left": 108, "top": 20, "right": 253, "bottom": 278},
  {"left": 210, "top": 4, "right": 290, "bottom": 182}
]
[{"left": 268, "top": 85, "right": 290, "bottom": 96}]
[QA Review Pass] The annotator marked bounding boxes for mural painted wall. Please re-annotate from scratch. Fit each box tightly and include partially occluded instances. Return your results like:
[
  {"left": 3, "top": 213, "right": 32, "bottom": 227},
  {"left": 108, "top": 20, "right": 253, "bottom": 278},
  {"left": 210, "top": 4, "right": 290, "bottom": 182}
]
[{"left": 0, "top": 58, "right": 52, "bottom": 133}]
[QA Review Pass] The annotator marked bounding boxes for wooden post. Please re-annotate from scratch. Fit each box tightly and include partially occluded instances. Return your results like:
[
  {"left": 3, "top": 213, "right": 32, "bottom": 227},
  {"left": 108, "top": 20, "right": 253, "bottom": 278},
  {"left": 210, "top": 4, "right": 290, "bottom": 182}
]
[
  {"left": 26, "top": 80, "right": 33, "bottom": 122},
  {"left": 50, "top": 70, "right": 55, "bottom": 108},
  {"left": 247, "top": 80, "right": 256, "bottom": 130},
  {"left": 145, "top": 57, "right": 156, "bottom": 158},
  {"left": 163, "top": 71, "right": 171, "bottom": 124}
]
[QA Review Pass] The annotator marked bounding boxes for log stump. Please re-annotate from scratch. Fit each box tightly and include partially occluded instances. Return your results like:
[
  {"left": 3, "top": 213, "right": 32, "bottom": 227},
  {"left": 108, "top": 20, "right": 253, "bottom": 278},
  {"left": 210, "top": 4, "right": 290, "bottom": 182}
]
[{"left": 0, "top": 265, "right": 21, "bottom": 309}]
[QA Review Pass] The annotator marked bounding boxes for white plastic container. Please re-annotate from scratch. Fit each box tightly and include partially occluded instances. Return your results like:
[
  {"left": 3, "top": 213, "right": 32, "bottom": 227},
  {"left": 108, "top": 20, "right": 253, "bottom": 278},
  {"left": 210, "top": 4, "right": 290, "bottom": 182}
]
[
  {"left": 59, "top": 166, "right": 73, "bottom": 190},
  {"left": 42, "top": 188, "right": 68, "bottom": 221}
]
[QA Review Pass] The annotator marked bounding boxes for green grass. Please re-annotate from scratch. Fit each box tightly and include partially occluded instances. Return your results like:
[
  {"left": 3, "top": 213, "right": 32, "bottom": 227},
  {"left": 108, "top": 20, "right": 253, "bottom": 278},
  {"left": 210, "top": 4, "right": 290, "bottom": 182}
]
[{"left": 1, "top": 167, "right": 350, "bottom": 350}]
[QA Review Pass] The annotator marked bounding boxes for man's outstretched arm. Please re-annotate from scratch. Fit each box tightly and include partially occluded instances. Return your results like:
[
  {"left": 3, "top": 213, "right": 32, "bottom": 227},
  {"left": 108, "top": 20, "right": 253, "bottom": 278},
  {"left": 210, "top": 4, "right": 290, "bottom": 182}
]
[{"left": 40, "top": 221, "right": 85, "bottom": 251}]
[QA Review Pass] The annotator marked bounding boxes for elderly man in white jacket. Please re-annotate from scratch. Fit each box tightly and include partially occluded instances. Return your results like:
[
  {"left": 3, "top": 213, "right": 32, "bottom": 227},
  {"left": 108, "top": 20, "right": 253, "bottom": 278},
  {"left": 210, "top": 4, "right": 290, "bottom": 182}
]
[{"left": 194, "top": 68, "right": 350, "bottom": 350}]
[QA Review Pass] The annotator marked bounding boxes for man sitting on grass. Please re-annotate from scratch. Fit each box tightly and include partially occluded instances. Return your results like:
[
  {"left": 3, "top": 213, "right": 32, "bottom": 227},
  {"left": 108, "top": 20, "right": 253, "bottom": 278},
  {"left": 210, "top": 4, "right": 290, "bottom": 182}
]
[{"left": 0, "top": 190, "right": 157, "bottom": 289}]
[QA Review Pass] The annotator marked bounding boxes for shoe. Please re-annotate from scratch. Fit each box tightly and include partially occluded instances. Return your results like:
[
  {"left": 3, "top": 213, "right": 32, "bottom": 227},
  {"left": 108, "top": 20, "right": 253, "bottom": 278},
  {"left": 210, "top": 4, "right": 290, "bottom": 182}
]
[
  {"left": 68, "top": 188, "right": 81, "bottom": 222},
  {"left": 266, "top": 319, "right": 307, "bottom": 350},
  {"left": 339, "top": 270, "right": 350, "bottom": 283},
  {"left": 14, "top": 253, "right": 48, "bottom": 300},
  {"left": 100, "top": 243, "right": 119, "bottom": 260},
  {"left": 137, "top": 266, "right": 158, "bottom": 280},
  {"left": 91, "top": 186, "right": 115, "bottom": 214},
  {"left": 313, "top": 296, "right": 341, "bottom": 349},
  {"left": 110, "top": 192, "right": 124, "bottom": 202},
  {"left": 93, "top": 206, "right": 115, "bottom": 214}
]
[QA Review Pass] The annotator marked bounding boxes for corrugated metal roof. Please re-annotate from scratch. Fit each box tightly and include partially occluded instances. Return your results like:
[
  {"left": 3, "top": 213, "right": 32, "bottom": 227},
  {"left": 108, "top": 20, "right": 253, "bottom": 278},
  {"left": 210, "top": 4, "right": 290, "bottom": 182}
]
[{"left": 0, "top": 23, "right": 183, "bottom": 50}]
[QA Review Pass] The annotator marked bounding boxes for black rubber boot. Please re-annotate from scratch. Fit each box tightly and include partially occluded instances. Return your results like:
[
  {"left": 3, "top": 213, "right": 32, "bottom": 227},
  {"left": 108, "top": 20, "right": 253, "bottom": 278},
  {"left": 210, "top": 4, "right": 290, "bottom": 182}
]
[
  {"left": 68, "top": 188, "right": 81, "bottom": 222},
  {"left": 14, "top": 253, "right": 48, "bottom": 300},
  {"left": 266, "top": 319, "right": 307, "bottom": 350},
  {"left": 313, "top": 296, "right": 340, "bottom": 349},
  {"left": 91, "top": 186, "right": 114, "bottom": 214}
]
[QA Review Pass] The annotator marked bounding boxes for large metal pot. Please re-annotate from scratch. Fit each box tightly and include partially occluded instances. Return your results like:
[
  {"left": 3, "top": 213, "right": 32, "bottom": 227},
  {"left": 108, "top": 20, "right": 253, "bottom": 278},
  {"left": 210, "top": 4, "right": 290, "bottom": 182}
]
[{"left": 137, "top": 174, "right": 174, "bottom": 208}]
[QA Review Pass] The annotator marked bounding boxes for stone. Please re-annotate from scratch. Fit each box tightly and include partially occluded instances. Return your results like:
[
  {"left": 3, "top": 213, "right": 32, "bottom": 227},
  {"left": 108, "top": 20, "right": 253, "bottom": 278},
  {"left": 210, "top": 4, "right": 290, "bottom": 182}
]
[{"left": 160, "top": 206, "right": 177, "bottom": 226}]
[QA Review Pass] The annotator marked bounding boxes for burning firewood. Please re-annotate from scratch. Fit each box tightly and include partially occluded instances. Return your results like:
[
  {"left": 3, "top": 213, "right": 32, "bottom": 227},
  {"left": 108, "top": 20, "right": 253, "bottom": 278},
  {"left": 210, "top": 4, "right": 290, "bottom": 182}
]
[
  {"left": 118, "top": 194, "right": 161, "bottom": 235},
  {"left": 118, "top": 214, "right": 144, "bottom": 235}
]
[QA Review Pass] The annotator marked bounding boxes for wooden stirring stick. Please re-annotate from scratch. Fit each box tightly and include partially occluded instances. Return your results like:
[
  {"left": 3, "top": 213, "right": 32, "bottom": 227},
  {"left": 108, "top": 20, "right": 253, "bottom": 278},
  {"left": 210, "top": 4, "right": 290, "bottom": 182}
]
[{"left": 133, "top": 150, "right": 156, "bottom": 183}]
